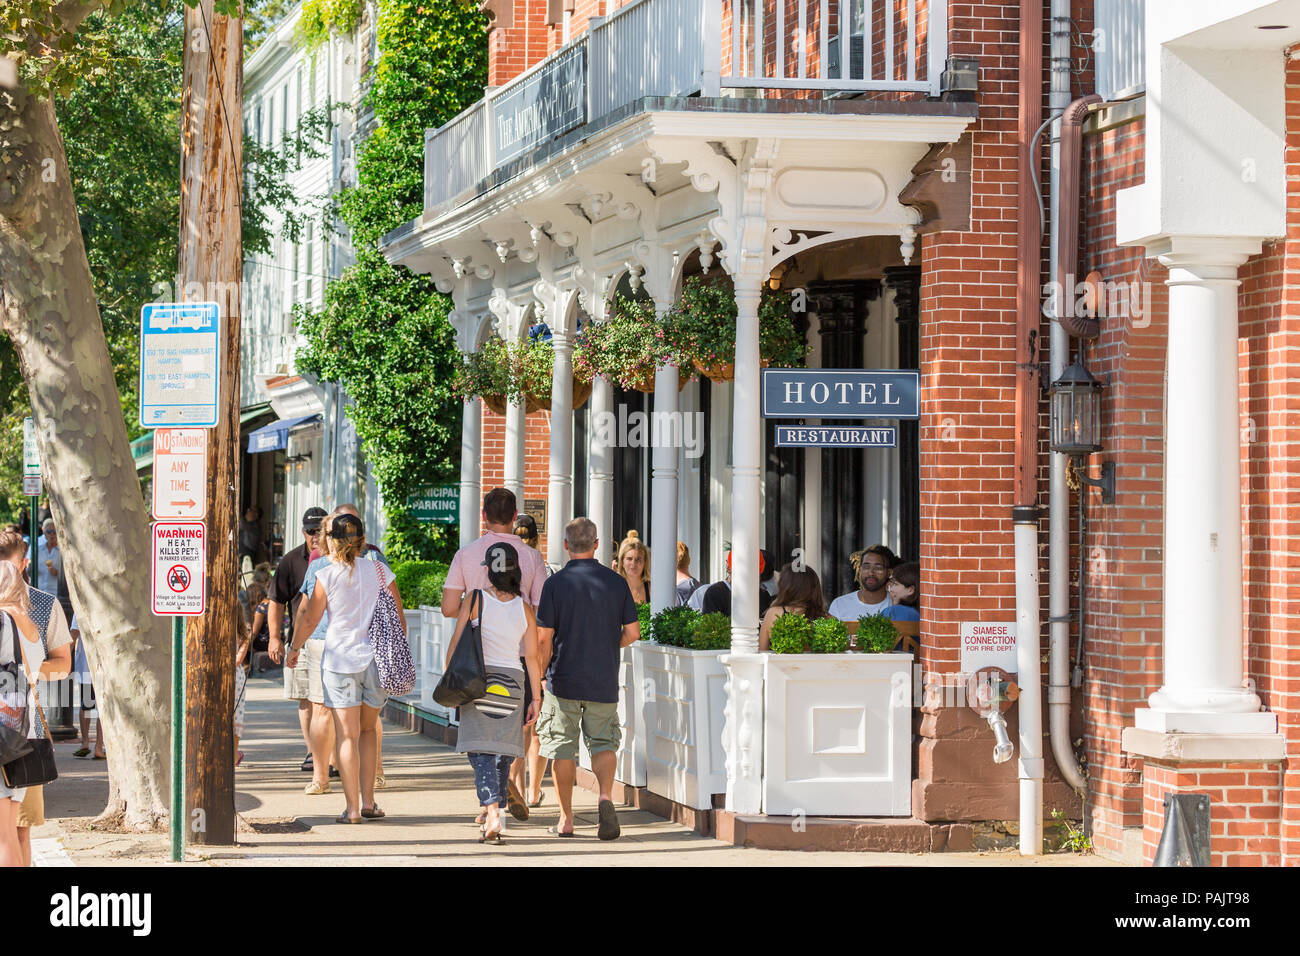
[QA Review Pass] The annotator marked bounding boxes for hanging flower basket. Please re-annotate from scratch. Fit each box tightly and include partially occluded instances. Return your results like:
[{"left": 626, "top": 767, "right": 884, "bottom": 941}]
[
  {"left": 666, "top": 275, "right": 810, "bottom": 374},
  {"left": 573, "top": 295, "right": 689, "bottom": 393}
]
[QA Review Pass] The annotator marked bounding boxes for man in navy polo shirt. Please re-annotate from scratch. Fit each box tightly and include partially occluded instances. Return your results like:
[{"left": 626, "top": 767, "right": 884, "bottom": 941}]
[{"left": 536, "top": 516, "right": 640, "bottom": 840}]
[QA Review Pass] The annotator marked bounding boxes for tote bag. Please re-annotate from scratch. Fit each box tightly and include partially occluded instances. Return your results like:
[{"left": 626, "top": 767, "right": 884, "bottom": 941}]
[
  {"left": 432, "top": 590, "right": 486, "bottom": 708},
  {"left": 369, "top": 562, "right": 416, "bottom": 696},
  {"left": 0, "top": 612, "right": 56, "bottom": 788}
]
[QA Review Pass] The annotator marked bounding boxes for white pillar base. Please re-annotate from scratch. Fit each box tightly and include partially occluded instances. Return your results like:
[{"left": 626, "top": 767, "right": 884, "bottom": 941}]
[
  {"left": 721, "top": 652, "right": 764, "bottom": 815},
  {"left": 1133, "top": 707, "right": 1277, "bottom": 736}
]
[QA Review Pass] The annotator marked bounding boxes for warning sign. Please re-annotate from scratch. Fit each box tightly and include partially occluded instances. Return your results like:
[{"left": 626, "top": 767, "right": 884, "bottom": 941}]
[
  {"left": 960, "top": 621, "right": 1017, "bottom": 675},
  {"left": 152, "top": 521, "right": 206, "bottom": 615},
  {"left": 152, "top": 428, "right": 207, "bottom": 520}
]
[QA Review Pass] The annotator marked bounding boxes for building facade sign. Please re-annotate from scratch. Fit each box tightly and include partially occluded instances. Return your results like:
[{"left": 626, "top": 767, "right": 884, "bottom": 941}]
[
  {"left": 960, "top": 621, "right": 1017, "bottom": 675},
  {"left": 774, "top": 425, "right": 897, "bottom": 447},
  {"left": 493, "top": 44, "right": 586, "bottom": 165},
  {"left": 761, "top": 369, "right": 920, "bottom": 419}
]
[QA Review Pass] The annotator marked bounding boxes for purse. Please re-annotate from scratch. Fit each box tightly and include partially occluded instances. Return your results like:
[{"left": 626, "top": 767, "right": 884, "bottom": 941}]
[
  {"left": 433, "top": 589, "right": 487, "bottom": 707},
  {"left": 0, "top": 614, "right": 33, "bottom": 768},
  {"left": 1, "top": 613, "right": 58, "bottom": 789},
  {"left": 369, "top": 561, "right": 415, "bottom": 696}
]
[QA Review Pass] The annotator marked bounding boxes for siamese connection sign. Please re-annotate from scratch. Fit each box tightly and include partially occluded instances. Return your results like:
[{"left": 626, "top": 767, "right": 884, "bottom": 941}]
[{"left": 151, "top": 521, "right": 206, "bottom": 616}]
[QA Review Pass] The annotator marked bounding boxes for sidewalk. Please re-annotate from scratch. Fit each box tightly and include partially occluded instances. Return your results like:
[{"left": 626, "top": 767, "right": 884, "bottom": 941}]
[{"left": 37, "top": 674, "right": 1116, "bottom": 866}]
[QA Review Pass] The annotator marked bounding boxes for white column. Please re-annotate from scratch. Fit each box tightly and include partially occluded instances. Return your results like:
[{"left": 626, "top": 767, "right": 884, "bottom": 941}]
[
  {"left": 504, "top": 396, "right": 526, "bottom": 507},
  {"left": 459, "top": 397, "right": 482, "bottom": 548},
  {"left": 1135, "top": 239, "right": 1271, "bottom": 734},
  {"left": 729, "top": 278, "right": 763, "bottom": 652},
  {"left": 589, "top": 374, "right": 616, "bottom": 567},
  {"left": 650, "top": 354, "right": 679, "bottom": 612},
  {"left": 547, "top": 325, "right": 574, "bottom": 568}
]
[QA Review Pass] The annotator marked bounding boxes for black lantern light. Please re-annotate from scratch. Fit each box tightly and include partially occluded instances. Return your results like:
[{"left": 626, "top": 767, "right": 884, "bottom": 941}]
[
  {"left": 1050, "top": 357, "right": 1103, "bottom": 456},
  {"left": 1050, "top": 356, "right": 1114, "bottom": 503}
]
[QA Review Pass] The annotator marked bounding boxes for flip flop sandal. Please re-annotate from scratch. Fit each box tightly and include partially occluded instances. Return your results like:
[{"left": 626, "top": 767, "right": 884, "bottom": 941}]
[
  {"left": 336, "top": 812, "right": 363, "bottom": 824},
  {"left": 506, "top": 781, "right": 529, "bottom": 821},
  {"left": 92, "top": 754, "right": 106, "bottom": 760},
  {"left": 527, "top": 793, "right": 545, "bottom": 808},
  {"left": 373, "top": 775, "right": 386, "bottom": 789},
  {"left": 360, "top": 805, "right": 385, "bottom": 819},
  {"left": 479, "top": 827, "right": 503, "bottom": 844},
  {"left": 301, "top": 756, "right": 314, "bottom": 772},
  {"left": 304, "top": 781, "right": 330, "bottom": 795},
  {"left": 547, "top": 825, "right": 576, "bottom": 838},
  {"left": 597, "top": 799, "right": 621, "bottom": 841},
  {"left": 72, "top": 747, "right": 90, "bottom": 759}
]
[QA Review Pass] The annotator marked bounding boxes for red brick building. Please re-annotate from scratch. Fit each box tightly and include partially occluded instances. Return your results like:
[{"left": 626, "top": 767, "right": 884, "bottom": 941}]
[{"left": 384, "top": 0, "right": 1297, "bottom": 864}]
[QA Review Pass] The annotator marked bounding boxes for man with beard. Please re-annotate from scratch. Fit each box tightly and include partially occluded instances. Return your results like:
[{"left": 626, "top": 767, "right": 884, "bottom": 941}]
[{"left": 828, "top": 544, "right": 898, "bottom": 621}]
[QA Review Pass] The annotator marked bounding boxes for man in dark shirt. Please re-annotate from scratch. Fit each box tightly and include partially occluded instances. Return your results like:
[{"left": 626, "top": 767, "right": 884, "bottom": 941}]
[
  {"left": 700, "top": 549, "right": 774, "bottom": 619},
  {"left": 268, "top": 507, "right": 327, "bottom": 773},
  {"left": 536, "top": 516, "right": 640, "bottom": 840}
]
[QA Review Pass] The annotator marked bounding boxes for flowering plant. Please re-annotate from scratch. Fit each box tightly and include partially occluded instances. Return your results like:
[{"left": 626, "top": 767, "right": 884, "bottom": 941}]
[
  {"left": 453, "top": 335, "right": 514, "bottom": 402},
  {"left": 665, "top": 276, "right": 809, "bottom": 379},
  {"left": 573, "top": 296, "right": 685, "bottom": 392}
]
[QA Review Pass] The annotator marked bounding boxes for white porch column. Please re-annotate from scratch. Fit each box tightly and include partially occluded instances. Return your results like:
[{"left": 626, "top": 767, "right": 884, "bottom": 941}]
[
  {"left": 1135, "top": 238, "right": 1272, "bottom": 734},
  {"left": 589, "top": 374, "right": 616, "bottom": 566},
  {"left": 650, "top": 352, "right": 680, "bottom": 612},
  {"left": 729, "top": 277, "right": 763, "bottom": 652},
  {"left": 547, "top": 323, "right": 574, "bottom": 567},
  {"left": 459, "top": 397, "right": 482, "bottom": 548},
  {"left": 504, "top": 397, "right": 526, "bottom": 506},
  {"left": 722, "top": 272, "right": 764, "bottom": 814}
]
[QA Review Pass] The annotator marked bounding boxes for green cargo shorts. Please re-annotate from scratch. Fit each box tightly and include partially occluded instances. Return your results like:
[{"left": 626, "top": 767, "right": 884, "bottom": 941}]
[{"left": 536, "top": 693, "right": 622, "bottom": 761}]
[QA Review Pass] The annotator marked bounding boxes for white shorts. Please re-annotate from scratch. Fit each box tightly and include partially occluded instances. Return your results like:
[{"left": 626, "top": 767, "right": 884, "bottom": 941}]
[{"left": 283, "top": 640, "right": 325, "bottom": 704}]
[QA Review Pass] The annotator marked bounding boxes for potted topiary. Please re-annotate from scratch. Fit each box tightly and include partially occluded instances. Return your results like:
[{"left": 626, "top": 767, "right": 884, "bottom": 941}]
[
  {"left": 635, "top": 605, "right": 728, "bottom": 810},
  {"left": 810, "top": 616, "right": 851, "bottom": 654},
  {"left": 690, "top": 612, "right": 731, "bottom": 650},
  {"left": 768, "top": 611, "right": 813, "bottom": 654},
  {"left": 856, "top": 615, "right": 901, "bottom": 653},
  {"left": 573, "top": 296, "right": 689, "bottom": 393}
]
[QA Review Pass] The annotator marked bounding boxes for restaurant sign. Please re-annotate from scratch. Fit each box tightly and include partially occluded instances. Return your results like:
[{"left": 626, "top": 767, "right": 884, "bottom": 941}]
[
  {"left": 774, "top": 426, "right": 897, "bottom": 448},
  {"left": 493, "top": 44, "right": 587, "bottom": 165},
  {"left": 761, "top": 369, "right": 920, "bottom": 419},
  {"left": 407, "top": 484, "right": 458, "bottom": 525}
]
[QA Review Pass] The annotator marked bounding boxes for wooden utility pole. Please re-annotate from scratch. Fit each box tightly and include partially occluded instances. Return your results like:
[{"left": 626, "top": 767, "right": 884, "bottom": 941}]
[{"left": 178, "top": 0, "right": 242, "bottom": 846}]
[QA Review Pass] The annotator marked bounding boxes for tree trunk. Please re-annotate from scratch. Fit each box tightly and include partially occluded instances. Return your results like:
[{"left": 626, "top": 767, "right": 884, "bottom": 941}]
[
  {"left": 0, "top": 84, "right": 171, "bottom": 829},
  {"left": 179, "top": 0, "right": 242, "bottom": 846}
]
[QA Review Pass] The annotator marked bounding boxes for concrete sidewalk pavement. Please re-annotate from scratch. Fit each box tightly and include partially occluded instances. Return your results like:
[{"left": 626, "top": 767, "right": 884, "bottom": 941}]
[{"left": 37, "top": 673, "right": 1115, "bottom": 866}]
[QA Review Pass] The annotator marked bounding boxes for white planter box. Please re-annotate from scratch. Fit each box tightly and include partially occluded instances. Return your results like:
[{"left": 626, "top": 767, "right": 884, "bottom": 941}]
[
  {"left": 763, "top": 653, "right": 913, "bottom": 817},
  {"left": 639, "top": 643, "right": 728, "bottom": 810},
  {"left": 418, "top": 606, "right": 456, "bottom": 724},
  {"left": 579, "top": 645, "right": 646, "bottom": 787}
]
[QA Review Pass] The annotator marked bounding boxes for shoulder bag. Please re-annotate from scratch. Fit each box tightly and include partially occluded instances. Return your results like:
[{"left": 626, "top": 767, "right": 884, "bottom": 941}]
[
  {"left": 369, "top": 561, "right": 416, "bottom": 696},
  {"left": 1, "top": 612, "right": 58, "bottom": 789},
  {"left": 433, "top": 589, "right": 487, "bottom": 707},
  {"left": 0, "top": 613, "right": 33, "bottom": 767}
]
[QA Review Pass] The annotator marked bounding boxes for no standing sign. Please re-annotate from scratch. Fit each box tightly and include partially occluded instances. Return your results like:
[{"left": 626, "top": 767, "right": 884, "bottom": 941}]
[{"left": 152, "top": 521, "right": 206, "bottom": 615}]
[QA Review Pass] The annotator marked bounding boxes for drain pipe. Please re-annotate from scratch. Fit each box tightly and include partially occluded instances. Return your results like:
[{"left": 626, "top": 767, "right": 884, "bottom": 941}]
[
  {"left": 1047, "top": 91, "right": 1100, "bottom": 799},
  {"left": 1014, "top": 0, "right": 1045, "bottom": 856}
]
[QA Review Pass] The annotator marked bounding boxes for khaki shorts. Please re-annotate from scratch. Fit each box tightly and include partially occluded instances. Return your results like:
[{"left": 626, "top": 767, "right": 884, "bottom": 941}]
[
  {"left": 283, "top": 640, "right": 325, "bottom": 704},
  {"left": 536, "top": 693, "right": 621, "bottom": 761},
  {"left": 16, "top": 784, "right": 43, "bottom": 828}
]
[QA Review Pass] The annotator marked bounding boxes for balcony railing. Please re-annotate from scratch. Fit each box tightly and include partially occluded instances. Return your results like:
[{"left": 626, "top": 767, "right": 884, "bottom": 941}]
[{"left": 423, "top": 0, "right": 947, "bottom": 212}]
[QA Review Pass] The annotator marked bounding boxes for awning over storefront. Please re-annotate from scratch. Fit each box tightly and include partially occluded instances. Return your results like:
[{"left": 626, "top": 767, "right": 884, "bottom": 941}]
[{"left": 246, "top": 414, "right": 321, "bottom": 454}]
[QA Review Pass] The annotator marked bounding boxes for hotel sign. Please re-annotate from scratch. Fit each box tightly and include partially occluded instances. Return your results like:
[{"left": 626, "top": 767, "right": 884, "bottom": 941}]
[
  {"left": 493, "top": 45, "right": 587, "bottom": 165},
  {"left": 774, "top": 426, "right": 897, "bottom": 448},
  {"left": 761, "top": 369, "right": 920, "bottom": 419}
]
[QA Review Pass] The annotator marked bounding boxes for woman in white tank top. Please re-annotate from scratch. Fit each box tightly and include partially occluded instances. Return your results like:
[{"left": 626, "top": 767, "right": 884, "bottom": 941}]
[{"left": 446, "top": 542, "right": 541, "bottom": 844}]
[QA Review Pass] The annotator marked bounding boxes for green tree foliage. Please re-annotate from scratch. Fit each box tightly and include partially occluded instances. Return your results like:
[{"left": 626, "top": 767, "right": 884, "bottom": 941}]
[{"left": 295, "top": 0, "right": 487, "bottom": 560}]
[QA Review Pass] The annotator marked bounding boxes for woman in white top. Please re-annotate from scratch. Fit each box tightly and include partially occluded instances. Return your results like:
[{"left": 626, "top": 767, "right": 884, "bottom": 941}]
[
  {"left": 288, "top": 513, "right": 404, "bottom": 825},
  {"left": 0, "top": 561, "right": 51, "bottom": 867},
  {"left": 445, "top": 542, "right": 541, "bottom": 844}
]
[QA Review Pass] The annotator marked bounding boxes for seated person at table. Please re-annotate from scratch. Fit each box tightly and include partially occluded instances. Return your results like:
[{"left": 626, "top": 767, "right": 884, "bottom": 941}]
[
  {"left": 828, "top": 545, "right": 897, "bottom": 621},
  {"left": 759, "top": 564, "right": 827, "bottom": 651},
  {"left": 880, "top": 561, "right": 920, "bottom": 622},
  {"left": 694, "top": 550, "right": 773, "bottom": 620}
]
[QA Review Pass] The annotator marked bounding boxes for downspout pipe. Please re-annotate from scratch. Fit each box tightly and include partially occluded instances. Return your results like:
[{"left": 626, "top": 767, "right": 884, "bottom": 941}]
[
  {"left": 1014, "top": 0, "right": 1044, "bottom": 857},
  {"left": 1047, "top": 90, "right": 1102, "bottom": 801}
]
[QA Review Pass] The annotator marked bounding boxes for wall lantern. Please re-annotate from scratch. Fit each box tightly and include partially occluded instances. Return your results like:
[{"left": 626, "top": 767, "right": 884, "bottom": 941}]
[{"left": 1050, "top": 357, "right": 1115, "bottom": 503}]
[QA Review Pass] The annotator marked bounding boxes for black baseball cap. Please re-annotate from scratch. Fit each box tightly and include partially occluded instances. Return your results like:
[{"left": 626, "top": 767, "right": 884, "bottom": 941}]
[
  {"left": 327, "top": 513, "right": 364, "bottom": 539},
  {"left": 512, "top": 514, "right": 538, "bottom": 536},
  {"left": 302, "top": 507, "right": 328, "bottom": 532}
]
